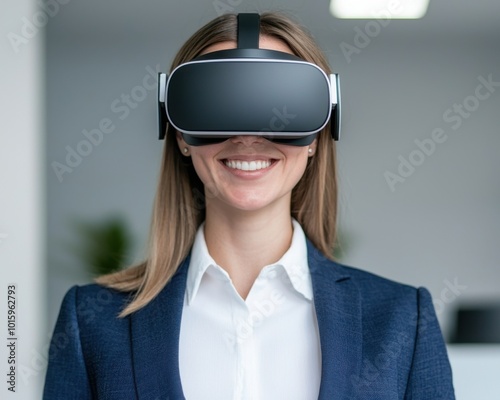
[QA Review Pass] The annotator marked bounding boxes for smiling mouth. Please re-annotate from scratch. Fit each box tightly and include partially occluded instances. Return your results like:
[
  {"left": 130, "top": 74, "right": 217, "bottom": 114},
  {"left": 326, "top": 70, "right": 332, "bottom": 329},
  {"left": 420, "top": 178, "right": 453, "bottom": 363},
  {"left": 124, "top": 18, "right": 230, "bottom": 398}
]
[{"left": 222, "top": 159, "right": 277, "bottom": 171}]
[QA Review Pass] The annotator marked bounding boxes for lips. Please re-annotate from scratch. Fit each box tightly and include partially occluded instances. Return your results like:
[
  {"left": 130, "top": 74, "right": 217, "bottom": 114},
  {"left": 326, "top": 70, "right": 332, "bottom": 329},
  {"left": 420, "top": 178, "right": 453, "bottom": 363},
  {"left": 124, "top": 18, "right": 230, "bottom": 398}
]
[{"left": 224, "top": 159, "right": 272, "bottom": 171}]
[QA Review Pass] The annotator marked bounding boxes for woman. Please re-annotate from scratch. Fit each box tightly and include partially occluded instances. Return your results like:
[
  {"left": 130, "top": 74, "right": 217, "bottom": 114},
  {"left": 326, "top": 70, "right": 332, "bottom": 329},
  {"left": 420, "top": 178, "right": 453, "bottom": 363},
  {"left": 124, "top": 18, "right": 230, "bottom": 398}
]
[{"left": 43, "top": 12, "right": 455, "bottom": 399}]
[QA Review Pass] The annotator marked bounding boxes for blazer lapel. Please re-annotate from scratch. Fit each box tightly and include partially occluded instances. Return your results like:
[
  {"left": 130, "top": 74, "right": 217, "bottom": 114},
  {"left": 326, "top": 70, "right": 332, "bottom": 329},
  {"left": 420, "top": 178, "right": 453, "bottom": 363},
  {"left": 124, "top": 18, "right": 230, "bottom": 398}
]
[
  {"left": 307, "top": 238, "right": 362, "bottom": 399},
  {"left": 130, "top": 252, "right": 191, "bottom": 400}
]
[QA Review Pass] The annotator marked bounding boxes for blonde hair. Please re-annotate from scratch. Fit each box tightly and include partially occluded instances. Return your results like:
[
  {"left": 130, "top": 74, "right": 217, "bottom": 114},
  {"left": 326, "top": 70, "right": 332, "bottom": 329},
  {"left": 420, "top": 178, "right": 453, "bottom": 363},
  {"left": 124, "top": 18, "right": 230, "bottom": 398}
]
[{"left": 95, "top": 12, "right": 338, "bottom": 317}]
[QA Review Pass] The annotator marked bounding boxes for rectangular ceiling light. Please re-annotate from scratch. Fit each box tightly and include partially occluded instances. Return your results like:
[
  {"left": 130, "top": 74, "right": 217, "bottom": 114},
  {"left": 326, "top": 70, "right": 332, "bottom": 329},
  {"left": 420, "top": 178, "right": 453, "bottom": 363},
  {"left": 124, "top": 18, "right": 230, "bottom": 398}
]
[{"left": 330, "top": 0, "right": 430, "bottom": 19}]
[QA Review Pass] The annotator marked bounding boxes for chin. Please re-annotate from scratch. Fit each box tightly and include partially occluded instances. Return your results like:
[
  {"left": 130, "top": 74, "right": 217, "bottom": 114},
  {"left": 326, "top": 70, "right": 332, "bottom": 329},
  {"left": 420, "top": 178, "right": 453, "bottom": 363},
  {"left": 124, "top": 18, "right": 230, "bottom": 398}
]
[
  {"left": 223, "top": 190, "right": 288, "bottom": 213},
  {"left": 227, "top": 199, "right": 272, "bottom": 212}
]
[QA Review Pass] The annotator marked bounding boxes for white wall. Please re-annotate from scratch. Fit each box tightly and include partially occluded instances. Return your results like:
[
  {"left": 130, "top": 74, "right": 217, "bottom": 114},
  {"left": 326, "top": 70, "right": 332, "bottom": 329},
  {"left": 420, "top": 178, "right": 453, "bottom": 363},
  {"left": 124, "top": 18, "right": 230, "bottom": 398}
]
[
  {"left": 45, "top": 36, "right": 166, "bottom": 329},
  {"left": 332, "top": 34, "right": 500, "bottom": 337},
  {"left": 0, "top": 1, "right": 45, "bottom": 398}
]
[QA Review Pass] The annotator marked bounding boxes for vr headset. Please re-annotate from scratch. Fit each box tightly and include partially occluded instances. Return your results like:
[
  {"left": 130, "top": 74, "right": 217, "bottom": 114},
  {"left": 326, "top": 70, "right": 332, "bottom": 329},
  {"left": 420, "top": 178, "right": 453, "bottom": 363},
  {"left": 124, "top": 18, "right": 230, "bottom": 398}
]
[{"left": 157, "top": 13, "right": 341, "bottom": 146}]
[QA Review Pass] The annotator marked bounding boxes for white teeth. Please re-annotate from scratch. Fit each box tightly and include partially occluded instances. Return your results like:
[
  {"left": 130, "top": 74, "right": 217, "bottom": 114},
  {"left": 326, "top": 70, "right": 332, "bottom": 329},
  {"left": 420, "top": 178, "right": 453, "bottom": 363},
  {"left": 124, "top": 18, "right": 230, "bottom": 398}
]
[{"left": 224, "top": 160, "right": 272, "bottom": 171}]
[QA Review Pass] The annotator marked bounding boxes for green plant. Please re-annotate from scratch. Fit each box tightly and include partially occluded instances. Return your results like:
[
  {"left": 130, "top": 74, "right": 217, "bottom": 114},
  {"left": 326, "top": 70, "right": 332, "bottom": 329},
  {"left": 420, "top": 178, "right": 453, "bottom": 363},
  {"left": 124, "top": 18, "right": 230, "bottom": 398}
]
[{"left": 68, "top": 215, "right": 133, "bottom": 277}]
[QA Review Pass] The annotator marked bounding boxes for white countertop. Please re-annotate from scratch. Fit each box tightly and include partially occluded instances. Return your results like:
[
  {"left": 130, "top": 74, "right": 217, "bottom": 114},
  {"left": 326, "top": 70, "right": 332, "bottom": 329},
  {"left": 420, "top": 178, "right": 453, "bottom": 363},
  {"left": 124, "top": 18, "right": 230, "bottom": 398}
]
[{"left": 447, "top": 344, "right": 500, "bottom": 400}]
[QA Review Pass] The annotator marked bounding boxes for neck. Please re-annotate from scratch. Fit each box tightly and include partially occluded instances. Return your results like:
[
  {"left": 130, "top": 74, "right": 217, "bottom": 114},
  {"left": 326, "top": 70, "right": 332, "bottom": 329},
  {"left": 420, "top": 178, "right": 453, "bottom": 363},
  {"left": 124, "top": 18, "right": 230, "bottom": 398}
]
[{"left": 204, "top": 198, "right": 294, "bottom": 300}]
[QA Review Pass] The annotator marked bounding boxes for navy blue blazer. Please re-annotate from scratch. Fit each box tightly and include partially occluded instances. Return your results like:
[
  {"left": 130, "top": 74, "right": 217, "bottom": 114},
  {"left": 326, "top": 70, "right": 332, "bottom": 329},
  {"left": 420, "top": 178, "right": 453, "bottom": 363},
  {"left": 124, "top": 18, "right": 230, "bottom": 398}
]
[{"left": 43, "top": 238, "right": 455, "bottom": 399}]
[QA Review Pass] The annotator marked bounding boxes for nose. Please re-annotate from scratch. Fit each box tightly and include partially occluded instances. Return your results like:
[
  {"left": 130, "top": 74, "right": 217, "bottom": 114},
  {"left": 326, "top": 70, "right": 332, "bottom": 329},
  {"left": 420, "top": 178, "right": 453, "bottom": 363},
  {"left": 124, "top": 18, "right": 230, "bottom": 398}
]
[{"left": 230, "top": 135, "right": 265, "bottom": 146}]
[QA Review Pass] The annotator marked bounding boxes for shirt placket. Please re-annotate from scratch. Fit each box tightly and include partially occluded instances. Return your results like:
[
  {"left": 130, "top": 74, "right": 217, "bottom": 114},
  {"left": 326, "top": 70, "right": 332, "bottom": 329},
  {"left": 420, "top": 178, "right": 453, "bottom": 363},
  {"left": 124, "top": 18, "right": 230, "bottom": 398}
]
[{"left": 232, "top": 291, "right": 262, "bottom": 400}]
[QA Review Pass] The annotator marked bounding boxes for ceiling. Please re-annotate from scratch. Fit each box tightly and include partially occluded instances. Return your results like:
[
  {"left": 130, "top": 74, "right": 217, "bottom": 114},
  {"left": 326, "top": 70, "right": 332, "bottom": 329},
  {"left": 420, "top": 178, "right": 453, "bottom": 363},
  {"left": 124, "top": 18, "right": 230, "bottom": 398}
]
[{"left": 48, "top": 0, "right": 500, "bottom": 42}]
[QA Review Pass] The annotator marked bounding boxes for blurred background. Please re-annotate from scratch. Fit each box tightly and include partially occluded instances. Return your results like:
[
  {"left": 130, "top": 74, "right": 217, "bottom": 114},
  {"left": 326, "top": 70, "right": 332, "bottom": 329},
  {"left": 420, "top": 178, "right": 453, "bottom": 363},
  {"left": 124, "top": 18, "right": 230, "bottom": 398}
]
[{"left": 1, "top": 0, "right": 500, "bottom": 398}]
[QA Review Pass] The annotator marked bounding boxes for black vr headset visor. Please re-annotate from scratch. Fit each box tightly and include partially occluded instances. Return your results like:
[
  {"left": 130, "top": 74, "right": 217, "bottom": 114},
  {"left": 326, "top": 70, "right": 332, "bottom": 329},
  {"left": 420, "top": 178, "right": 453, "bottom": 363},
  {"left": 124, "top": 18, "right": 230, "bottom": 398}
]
[{"left": 158, "top": 13, "right": 341, "bottom": 146}]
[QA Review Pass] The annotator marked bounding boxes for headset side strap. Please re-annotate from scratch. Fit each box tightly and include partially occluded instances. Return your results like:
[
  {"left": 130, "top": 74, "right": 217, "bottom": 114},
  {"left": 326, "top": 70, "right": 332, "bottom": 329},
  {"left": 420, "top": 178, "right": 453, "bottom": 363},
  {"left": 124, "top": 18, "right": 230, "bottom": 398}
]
[
  {"left": 330, "top": 73, "right": 341, "bottom": 141},
  {"left": 158, "top": 73, "right": 168, "bottom": 140}
]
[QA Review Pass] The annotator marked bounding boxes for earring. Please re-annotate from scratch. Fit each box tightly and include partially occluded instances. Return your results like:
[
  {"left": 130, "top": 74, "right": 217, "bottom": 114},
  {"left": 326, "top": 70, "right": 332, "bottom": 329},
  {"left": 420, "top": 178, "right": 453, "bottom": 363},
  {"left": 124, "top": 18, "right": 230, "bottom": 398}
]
[
  {"left": 183, "top": 147, "right": 189, "bottom": 154},
  {"left": 308, "top": 148, "right": 313, "bottom": 154}
]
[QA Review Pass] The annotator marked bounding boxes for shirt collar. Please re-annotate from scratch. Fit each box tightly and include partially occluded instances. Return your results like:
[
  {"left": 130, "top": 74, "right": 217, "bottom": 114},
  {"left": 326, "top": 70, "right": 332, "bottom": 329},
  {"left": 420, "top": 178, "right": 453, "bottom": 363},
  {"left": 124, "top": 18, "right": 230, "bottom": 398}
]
[
  {"left": 185, "top": 218, "right": 313, "bottom": 305},
  {"left": 278, "top": 218, "right": 314, "bottom": 301},
  {"left": 185, "top": 221, "right": 218, "bottom": 306}
]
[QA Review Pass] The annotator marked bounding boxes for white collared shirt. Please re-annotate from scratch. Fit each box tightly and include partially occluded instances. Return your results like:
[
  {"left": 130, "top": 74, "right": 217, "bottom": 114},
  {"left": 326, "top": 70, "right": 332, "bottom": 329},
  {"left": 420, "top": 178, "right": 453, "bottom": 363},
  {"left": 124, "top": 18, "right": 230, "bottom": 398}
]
[{"left": 179, "top": 218, "right": 321, "bottom": 400}]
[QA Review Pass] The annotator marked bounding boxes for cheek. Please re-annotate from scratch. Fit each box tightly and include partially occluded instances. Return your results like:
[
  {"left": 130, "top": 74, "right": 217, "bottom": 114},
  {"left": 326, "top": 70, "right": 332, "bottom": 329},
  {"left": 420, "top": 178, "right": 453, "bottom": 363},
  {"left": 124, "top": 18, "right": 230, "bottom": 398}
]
[
  {"left": 293, "top": 156, "right": 310, "bottom": 179},
  {"left": 288, "top": 148, "right": 310, "bottom": 167},
  {"left": 190, "top": 154, "right": 211, "bottom": 181},
  {"left": 190, "top": 151, "right": 228, "bottom": 190}
]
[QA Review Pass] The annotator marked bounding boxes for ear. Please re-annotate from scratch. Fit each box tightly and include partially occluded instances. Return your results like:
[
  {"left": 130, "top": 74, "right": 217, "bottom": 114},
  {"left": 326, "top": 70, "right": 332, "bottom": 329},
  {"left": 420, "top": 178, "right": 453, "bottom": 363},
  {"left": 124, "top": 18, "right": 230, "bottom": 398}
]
[
  {"left": 308, "top": 137, "right": 318, "bottom": 156},
  {"left": 176, "top": 131, "right": 188, "bottom": 152}
]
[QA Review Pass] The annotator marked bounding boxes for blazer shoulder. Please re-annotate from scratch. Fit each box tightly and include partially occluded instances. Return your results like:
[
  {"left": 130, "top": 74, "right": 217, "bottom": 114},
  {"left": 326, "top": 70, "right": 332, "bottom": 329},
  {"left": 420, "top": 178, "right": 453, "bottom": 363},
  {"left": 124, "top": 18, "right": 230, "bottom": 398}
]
[
  {"left": 307, "top": 237, "right": 417, "bottom": 298},
  {"left": 73, "top": 281, "right": 134, "bottom": 297},
  {"left": 58, "top": 283, "right": 136, "bottom": 328},
  {"left": 327, "top": 260, "right": 424, "bottom": 309},
  {"left": 340, "top": 262, "right": 415, "bottom": 290}
]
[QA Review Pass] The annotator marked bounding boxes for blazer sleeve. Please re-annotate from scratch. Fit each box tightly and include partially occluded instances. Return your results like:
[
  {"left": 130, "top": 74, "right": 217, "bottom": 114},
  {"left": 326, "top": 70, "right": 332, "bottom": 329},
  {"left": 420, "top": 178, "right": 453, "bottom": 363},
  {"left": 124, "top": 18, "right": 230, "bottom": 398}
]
[
  {"left": 404, "top": 287, "right": 455, "bottom": 399},
  {"left": 43, "top": 285, "right": 93, "bottom": 400}
]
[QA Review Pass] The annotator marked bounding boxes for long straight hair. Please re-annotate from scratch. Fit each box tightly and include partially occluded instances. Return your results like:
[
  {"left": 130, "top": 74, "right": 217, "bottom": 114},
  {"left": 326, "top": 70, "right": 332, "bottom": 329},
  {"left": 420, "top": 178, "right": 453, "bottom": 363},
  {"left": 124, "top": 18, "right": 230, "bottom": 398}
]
[{"left": 95, "top": 12, "right": 339, "bottom": 318}]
